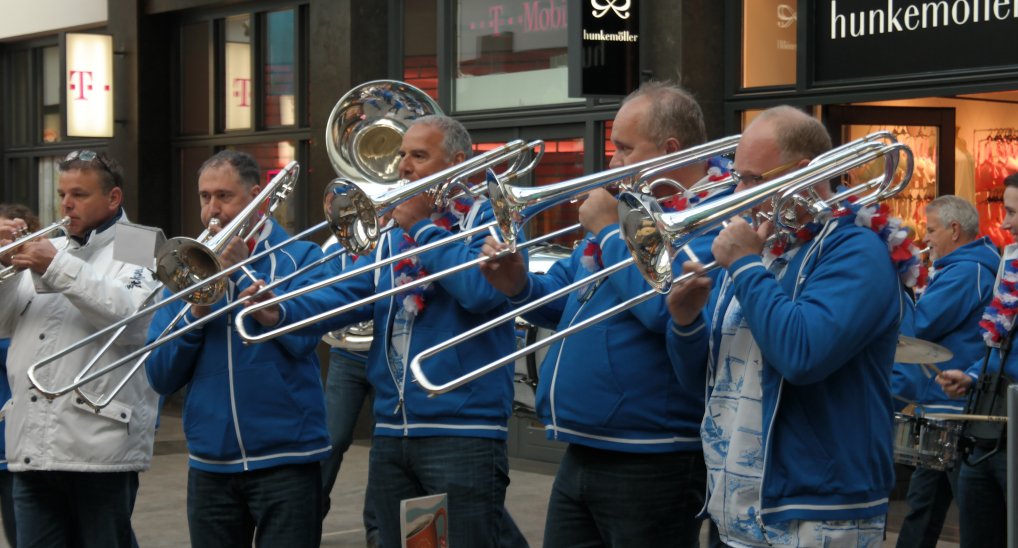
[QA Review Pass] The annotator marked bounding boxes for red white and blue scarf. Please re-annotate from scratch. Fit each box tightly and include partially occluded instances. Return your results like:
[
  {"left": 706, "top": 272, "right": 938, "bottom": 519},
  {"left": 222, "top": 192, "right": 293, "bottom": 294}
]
[
  {"left": 979, "top": 254, "right": 1018, "bottom": 347},
  {"left": 764, "top": 198, "right": 921, "bottom": 288},
  {"left": 392, "top": 196, "right": 476, "bottom": 316}
]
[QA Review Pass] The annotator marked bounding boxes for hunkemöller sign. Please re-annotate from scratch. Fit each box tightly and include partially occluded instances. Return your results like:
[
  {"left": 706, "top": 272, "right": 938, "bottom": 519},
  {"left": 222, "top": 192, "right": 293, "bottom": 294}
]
[
  {"left": 811, "top": 0, "right": 1018, "bottom": 84},
  {"left": 568, "top": 0, "right": 640, "bottom": 97}
]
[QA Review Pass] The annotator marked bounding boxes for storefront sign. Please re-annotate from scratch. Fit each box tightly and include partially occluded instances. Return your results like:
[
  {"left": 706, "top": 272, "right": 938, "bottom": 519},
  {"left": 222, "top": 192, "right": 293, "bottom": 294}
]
[
  {"left": 65, "top": 33, "right": 113, "bottom": 138},
  {"left": 568, "top": 0, "right": 640, "bottom": 97},
  {"left": 812, "top": 0, "right": 1018, "bottom": 84}
]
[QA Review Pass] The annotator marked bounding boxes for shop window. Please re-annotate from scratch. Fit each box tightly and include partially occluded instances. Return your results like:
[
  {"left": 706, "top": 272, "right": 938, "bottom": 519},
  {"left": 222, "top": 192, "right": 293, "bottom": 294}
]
[
  {"left": 473, "top": 137, "right": 584, "bottom": 246},
  {"left": 179, "top": 9, "right": 305, "bottom": 135},
  {"left": 741, "top": 0, "right": 796, "bottom": 89},
  {"left": 180, "top": 22, "right": 211, "bottom": 136},
  {"left": 404, "top": 0, "right": 439, "bottom": 101},
  {"left": 224, "top": 14, "right": 253, "bottom": 131},
  {"left": 5, "top": 50, "right": 32, "bottom": 147},
  {"left": 454, "top": 0, "right": 581, "bottom": 111},
  {"left": 37, "top": 156, "right": 62, "bottom": 224},
  {"left": 604, "top": 120, "right": 615, "bottom": 166},
  {"left": 178, "top": 147, "right": 212, "bottom": 236},
  {"left": 6, "top": 157, "right": 33, "bottom": 208},
  {"left": 264, "top": 9, "right": 296, "bottom": 127},
  {"left": 226, "top": 140, "right": 301, "bottom": 234},
  {"left": 42, "top": 46, "right": 62, "bottom": 143}
]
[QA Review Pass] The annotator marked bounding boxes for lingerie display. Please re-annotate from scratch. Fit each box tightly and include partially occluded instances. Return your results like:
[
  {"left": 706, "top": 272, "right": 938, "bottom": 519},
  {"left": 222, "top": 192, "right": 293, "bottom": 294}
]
[{"left": 974, "top": 128, "right": 1018, "bottom": 249}]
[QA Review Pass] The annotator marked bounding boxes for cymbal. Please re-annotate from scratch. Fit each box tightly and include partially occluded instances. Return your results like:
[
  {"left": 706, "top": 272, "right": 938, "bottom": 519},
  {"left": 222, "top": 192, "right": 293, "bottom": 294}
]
[{"left": 896, "top": 336, "right": 954, "bottom": 364}]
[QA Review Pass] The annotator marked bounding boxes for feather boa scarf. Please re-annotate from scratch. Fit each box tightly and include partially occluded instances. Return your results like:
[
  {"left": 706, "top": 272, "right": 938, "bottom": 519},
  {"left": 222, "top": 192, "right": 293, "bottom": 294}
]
[
  {"left": 763, "top": 199, "right": 921, "bottom": 288},
  {"left": 979, "top": 257, "right": 1018, "bottom": 347},
  {"left": 393, "top": 196, "right": 476, "bottom": 316}
]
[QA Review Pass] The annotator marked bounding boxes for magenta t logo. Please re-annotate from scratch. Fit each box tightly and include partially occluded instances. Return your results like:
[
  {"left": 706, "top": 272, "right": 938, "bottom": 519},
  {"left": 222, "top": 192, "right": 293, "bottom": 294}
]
[{"left": 68, "top": 70, "right": 110, "bottom": 101}]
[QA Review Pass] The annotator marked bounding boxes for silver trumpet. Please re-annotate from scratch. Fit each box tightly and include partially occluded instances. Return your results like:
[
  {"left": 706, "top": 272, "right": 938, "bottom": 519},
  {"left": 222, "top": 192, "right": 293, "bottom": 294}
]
[{"left": 0, "top": 217, "right": 71, "bottom": 283}]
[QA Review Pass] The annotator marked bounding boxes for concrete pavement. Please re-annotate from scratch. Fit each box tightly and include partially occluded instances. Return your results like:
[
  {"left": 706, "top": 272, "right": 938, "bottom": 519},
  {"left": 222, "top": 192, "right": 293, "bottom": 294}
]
[{"left": 0, "top": 412, "right": 960, "bottom": 547}]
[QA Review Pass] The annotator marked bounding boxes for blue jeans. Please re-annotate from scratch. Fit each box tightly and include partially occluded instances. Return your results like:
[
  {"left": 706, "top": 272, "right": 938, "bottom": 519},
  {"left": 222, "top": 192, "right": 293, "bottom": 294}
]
[
  {"left": 543, "top": 444, "right": 707, "bottom": 548},
  {"left": 0, "top": 470, "right": 16, "bottom": 547},
  {"left": 369, "top": 436, "right": 511, "bottom": 548},
  {"left": 895, "top": 465, "right": 959, "bottom": 548},
  {"left": 187, "top": 462, "right": 322, "bottom": 548},
  {"left": 13, "top": 470, "right": 139, "bottom": 548},
  {"left": 957, "top": 446, "right": 1008, "bottom": 548},
  {"left": 321, "top": 351, "right": 378, "bottom": 542}
]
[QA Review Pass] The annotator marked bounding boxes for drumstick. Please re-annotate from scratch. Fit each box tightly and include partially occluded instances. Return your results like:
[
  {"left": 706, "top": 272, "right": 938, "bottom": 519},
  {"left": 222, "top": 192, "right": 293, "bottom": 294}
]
[
  {"left": 921, "top": 362, "right": 941, "bottom": 376},
  {"left": 924, "top": 413, "right": 1008, "bottom": 422}
]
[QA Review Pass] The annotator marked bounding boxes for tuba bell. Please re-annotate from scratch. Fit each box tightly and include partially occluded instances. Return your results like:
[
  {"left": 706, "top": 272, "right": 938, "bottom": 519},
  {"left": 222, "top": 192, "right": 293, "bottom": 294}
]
[
  {"left": 326, "top": 80, "right": 441, "bottom": 186},
  {"left": 322, "top": 80, "right": 440, "bottom": 352}
]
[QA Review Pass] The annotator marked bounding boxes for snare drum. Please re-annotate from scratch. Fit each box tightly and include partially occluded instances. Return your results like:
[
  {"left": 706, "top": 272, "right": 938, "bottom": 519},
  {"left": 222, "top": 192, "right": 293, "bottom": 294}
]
[
  {"left": 893, "top": 413, "right": 920, "bottom": 466},
  {"left": 915, "top": 416, "right": 961, "bottom": 471}
]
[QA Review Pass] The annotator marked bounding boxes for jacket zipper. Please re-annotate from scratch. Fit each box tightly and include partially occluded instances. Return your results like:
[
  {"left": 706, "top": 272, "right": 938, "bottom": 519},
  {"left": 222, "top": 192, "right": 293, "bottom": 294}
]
[
  {"left": 226, "top": 313, "right": 249, "bottom": 470},
  {"left": 549, "top": 297, "right": 590, "bottom": 439}
]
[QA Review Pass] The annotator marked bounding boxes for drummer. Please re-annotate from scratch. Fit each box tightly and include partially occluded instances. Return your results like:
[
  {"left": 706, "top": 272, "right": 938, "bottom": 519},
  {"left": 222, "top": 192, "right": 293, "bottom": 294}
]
[
  {"left": 892, "top": 196, "right": 999, "bottom": 548},
  {"left": 938, "top": 173, "right": 1018, "bottom": 548}
]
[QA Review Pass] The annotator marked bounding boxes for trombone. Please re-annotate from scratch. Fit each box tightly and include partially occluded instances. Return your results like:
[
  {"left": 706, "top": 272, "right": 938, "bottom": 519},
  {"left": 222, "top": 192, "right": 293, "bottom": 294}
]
[
  {"left": 33, "top": 138, "right": 544, "bottom": 405},
  {"left": 233, "top": 135, "right": 740, "bottom": 344},
  {"left": 27, "top": 162, "right": 305, "bottom": 408},
  {"left": 408, "top": 134, "right": 915, "bottom": 395},
  {"left": 0, "top": 217, "right": 71, "bottom": 283},
  {"left": 327, "top": 138, "right": 544, "bottom": 255}
]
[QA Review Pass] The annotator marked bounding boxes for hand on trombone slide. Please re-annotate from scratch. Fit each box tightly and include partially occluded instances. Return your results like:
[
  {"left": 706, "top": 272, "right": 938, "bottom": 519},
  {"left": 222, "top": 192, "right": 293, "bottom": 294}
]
[
  {"left": 479, "top": 235, "right": 528, "bottom": 297},
  {"left": 237, "top": 279, "right": 281, "bottom": 327},
  {"left": 666, "top": 261, "right": 713, "bottom": 328}
]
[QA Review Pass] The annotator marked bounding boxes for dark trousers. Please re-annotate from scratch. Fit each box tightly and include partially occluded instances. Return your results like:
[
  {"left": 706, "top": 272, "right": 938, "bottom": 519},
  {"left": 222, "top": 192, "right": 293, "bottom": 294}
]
[
  {"left": 13, "top": 470, "right": 139, "bottom": 548},
  {"left": 958, "top": 447, "right": 1008, "bottom": 548},
  {"left": 543, "top": 444, "right": 707, "bottom": 548},
  {"left": 187, "top": 462, "right": 322, "bottom": 548},
  {"left": 895, "top": 465, "right": 959, "bottom": 548},
  {"left": 321, "top": 352, "right": 377, "bottom": 544}
]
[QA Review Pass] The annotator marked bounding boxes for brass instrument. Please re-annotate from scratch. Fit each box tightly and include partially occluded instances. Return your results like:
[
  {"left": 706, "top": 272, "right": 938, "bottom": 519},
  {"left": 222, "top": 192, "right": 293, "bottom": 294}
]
[
  {"left": 0, "top": 217, "right": 70, "bottom": 283},
  {"left": 407, "top": 133, "right": 914, "bottom": 395}
]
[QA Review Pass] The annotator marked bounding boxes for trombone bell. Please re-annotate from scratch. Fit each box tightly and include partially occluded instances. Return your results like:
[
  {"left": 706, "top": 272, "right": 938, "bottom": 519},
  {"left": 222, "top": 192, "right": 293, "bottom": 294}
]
[
  {"left": 324, "top": 178, "right": 387, "bottom": 256},
  {"left": 155, "top": 237, "right": 227, "bottom": 305}
]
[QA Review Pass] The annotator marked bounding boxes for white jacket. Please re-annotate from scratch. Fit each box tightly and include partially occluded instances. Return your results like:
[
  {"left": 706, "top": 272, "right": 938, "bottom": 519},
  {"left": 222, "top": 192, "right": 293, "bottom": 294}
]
[{"left": 0, "top": 216, "right": 160, "bottom": 472}]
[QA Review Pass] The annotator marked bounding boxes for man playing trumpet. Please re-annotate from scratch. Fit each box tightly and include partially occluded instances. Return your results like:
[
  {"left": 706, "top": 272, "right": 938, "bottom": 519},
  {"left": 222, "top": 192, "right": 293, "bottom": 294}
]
[{"left": 0, "top": 151, "right": 160, "bottom": 547}]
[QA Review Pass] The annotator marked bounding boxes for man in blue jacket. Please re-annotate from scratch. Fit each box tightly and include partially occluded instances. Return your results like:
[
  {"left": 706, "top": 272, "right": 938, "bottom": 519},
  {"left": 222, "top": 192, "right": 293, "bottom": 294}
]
[
  {"left": 938, "top": 172, "right": 1018, "bottom": 548},
  {"left": 247, "top": 115, "right": 523, "bottom": 547},
  {"left": 894, "top": 195, "right": 998, "bottom": 548},
  {"left": 667, "top": 106, "right": 903, "bottom": 547},
  {"left": 145, "top": 151, "right": 330, "bottom": 547},
  {"left": 479, "top": 81, "right": 718, "bottom": 547}
]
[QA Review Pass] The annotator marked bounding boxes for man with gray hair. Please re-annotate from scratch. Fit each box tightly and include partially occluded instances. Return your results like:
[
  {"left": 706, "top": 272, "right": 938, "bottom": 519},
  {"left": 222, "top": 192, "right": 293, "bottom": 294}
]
[
  {"left": 893, "top": 195, "right": 999, "bottom": 548},
  {"left": 250, "top": 114, "right": 524, "bottom": 547}
]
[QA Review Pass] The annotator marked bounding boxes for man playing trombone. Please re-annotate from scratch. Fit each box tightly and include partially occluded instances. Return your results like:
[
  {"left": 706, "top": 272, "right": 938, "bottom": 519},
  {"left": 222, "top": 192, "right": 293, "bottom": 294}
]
[
  {"left": 666, "top": 107, "right": 902, "bottom": 546},
  {"left": 144, "top": 151, "right": 330, "bottom": 547},
  {"left": 480, "top": 82, "right": 718, "bottom": 547},
  {"left": 0, "top": 151, "right": 160, "bottom": 547},
  {"left": 240, "top": 116, "right": 523, "bottom": 547}
]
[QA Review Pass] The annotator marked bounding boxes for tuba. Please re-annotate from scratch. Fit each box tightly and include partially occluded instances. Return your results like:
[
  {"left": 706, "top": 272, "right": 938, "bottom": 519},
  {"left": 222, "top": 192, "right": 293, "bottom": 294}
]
[{"left": 322, "top": 80, "right": 441, "bottom": 352}]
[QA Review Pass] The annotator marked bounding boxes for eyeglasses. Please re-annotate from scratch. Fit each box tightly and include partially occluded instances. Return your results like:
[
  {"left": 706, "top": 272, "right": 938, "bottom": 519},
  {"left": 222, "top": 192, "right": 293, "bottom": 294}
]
[
  {"left": 64, "top": 150, "right": 114, "bottom": 177},
  {"left": 730, "top": 158, "right": 802, "bottom": 187}
]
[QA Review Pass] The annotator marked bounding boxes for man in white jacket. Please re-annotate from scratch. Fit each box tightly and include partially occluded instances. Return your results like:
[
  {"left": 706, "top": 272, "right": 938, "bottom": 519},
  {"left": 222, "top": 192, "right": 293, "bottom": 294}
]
[{"left": 0, "top": 150, "right": 160, "bottom": 547}]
